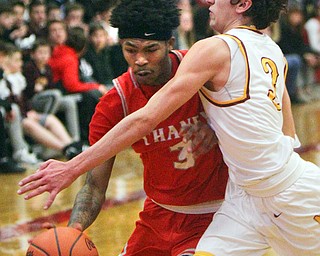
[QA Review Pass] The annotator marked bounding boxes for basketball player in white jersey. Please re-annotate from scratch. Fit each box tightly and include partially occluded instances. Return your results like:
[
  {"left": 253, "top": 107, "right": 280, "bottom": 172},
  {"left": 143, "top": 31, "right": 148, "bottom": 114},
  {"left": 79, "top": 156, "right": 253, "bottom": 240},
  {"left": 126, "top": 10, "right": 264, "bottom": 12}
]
[{"left": 18, "top": 0, "right": 320, "bottom": 255}]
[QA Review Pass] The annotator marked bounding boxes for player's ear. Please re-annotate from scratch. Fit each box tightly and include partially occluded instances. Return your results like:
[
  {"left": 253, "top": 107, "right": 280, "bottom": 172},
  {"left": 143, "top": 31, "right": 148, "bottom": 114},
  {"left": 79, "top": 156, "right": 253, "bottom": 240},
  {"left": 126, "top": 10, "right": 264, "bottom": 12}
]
[
  {"left": 237, "top": 0, "right": 252, "bottom": 10},
  {"left": 167, "top": 36, "right": 175, "bottom": 50},
  {"left": 236, "top": 0, "right": 252, "bottom": 13}
]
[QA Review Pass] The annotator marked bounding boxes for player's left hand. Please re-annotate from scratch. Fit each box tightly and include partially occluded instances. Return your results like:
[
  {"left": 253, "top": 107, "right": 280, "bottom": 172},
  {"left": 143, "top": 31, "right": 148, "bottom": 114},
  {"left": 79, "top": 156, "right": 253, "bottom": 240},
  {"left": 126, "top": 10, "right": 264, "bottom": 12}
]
[{"left": 179, "top": 120, "right": 218, "bottom": 159}]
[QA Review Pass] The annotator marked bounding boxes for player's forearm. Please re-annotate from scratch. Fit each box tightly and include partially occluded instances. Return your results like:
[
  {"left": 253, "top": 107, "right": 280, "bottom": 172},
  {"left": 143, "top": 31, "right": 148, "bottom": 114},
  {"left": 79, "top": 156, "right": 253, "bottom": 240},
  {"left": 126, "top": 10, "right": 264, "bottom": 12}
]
[{"left": 68, "top": 174, "right": 105, "bottom": 230}]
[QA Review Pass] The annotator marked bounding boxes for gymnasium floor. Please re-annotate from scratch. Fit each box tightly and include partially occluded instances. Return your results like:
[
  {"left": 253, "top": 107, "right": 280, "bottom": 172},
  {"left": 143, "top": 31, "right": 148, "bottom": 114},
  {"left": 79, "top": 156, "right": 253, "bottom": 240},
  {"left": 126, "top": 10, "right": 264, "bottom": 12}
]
[{"left": 1, "top": 101, "right": 320, "bottom": 256}]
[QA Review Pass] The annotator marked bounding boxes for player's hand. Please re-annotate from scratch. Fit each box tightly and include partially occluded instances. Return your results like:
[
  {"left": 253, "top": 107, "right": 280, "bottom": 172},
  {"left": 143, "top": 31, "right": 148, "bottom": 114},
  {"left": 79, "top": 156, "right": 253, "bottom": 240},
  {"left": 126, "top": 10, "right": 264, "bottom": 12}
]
[
  {"left": 179, "top": 120, "right": 218, "bottom": 159},
  {"left": 17, "top": 159, "right": 79, "bottom": 210}
]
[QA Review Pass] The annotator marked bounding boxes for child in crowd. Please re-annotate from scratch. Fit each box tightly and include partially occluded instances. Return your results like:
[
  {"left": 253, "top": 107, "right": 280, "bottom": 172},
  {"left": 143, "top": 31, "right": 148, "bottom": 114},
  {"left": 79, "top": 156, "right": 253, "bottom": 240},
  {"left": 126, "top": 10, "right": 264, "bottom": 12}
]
[
  {"left": 0, "top": 42, "right": 39, "bottom": 165},
  {"left": 23, "top": 38, "right": 55, "bottom": 101},
  {"left": 0, "top": 41, "right": 26, "bottom": 172},
  {"left": 83, "top": 22, "right": 114, "bottom": 86},
  {"left": 24, "top": 38, "right": 82, "bottom": 145},
  {"left": 2, "top": 43, "right": 83, "bottom": 160}
]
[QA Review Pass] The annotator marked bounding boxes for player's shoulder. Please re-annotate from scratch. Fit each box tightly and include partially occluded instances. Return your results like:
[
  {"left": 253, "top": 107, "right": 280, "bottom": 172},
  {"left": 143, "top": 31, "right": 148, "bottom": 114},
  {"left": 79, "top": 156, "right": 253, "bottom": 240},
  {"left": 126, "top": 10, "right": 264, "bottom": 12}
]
[
  {"left": 189, "top": 36, "right": 229, "bottom": 54},
  {"left": 184, "top": 36, "right": 230, "bottom": 67}
]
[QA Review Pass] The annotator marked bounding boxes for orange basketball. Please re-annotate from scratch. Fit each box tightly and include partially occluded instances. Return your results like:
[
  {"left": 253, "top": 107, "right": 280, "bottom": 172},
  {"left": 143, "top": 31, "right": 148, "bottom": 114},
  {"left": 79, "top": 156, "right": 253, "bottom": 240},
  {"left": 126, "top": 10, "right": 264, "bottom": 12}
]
[{"left": 26, "top": 226, "right": 99, "bottom": 256}]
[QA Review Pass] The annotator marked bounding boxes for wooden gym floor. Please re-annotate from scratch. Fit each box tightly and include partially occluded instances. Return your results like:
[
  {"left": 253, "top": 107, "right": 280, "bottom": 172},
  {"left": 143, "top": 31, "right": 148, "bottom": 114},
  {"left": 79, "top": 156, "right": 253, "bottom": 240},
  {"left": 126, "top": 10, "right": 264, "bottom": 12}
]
[{"left": 1, "top": 101, "right": 320, "bottom": 256}]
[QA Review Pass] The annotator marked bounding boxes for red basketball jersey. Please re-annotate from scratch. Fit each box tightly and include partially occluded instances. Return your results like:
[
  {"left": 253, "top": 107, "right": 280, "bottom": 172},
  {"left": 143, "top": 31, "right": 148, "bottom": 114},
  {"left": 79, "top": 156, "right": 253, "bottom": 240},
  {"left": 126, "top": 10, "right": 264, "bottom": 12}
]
[{"left": 90, "top": 50, "right": 228, "bottom": 206}]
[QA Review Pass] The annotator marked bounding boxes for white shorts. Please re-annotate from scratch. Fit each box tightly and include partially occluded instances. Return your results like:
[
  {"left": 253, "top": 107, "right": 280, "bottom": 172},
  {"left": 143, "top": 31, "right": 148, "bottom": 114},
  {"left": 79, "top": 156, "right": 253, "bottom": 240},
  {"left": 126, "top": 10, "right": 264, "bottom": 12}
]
[{"left": 195, "top": 159, "right": 320, "bottom": 256}]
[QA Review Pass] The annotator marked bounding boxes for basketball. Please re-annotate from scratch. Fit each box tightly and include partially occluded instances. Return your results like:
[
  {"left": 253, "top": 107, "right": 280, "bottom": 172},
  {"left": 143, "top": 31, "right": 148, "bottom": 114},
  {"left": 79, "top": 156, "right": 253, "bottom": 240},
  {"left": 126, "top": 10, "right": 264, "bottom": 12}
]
[{"left": 26, "top": 226, "right": 99, "bottom": 256}]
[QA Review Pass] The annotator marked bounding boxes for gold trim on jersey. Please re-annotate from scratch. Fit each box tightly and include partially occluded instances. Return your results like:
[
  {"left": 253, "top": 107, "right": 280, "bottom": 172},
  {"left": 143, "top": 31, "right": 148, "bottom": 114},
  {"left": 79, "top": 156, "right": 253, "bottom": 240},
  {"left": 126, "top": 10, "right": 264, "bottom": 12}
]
[
  {"left": 199, "top": 34, "right": 250, "bottom": 107},
  {"left": 236, "top": 25, "right": 263, "bottom": 34},
  {"left": 194, "top": 252, "right": 215, "bottom": 256},
  {"left": 284, "top": 57, "right": 289, "bottom": 84}
]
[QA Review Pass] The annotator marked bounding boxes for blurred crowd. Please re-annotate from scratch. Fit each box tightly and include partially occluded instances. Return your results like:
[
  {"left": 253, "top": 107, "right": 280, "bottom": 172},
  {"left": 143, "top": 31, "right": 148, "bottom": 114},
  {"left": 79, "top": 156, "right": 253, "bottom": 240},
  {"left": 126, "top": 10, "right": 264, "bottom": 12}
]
[{"left": 0, "top": 0, "right": 319, "bottom": 173}]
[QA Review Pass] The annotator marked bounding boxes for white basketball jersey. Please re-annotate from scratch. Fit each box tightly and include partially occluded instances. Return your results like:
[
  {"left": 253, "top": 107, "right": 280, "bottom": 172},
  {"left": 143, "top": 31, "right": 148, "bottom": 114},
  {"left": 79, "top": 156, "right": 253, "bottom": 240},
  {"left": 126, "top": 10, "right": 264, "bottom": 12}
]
[{"left": 199, "top": 27, "right": 303, "bottom": 196}]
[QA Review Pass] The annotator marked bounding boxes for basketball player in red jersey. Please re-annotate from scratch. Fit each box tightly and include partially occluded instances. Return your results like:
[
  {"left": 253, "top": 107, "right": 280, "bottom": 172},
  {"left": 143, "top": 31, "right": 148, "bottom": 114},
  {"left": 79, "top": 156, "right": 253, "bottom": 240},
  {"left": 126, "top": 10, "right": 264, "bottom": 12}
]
[{"left": 18, "top": 0, "right": 228, "bottom": 255}]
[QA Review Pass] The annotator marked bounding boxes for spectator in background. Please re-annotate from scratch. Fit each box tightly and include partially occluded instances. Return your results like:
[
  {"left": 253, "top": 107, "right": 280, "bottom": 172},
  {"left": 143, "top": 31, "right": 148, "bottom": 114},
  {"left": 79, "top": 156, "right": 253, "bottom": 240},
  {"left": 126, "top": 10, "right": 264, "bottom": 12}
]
[
  {"left": 278, "top": 6, "right": 320, "bottom": 103},
  {"left": 25, "top": 0, "right": 47, "bottom": 39},
  {"left": 0, "top": 41, "right": 26, "bottom": 173},
  {"left": 93, "top": 0, "right": 128, "bottom": 77},
  {"left": 304, "top": 2, "right": 320, "bottom": 84},
  {"left": 46, "top": 21, "right": 82, "bottom": 141},
  {"left": 46, "top": 2, "right": 62, "bottom": 22},
  {"left": 83, "top": 22, "right": 114, "bottom": 86},
  {"left": 64, "top": 2, "right": 88, "bottom": 35},
  {"left": 12, "top": 0, "right": 26, "bottom": 28},
  {"left": 46, "top": 19, "right": 67, "bottom": 47},
  {"left": 75, "top": 0, "right": 100, "bottom": 24},
  {"left": 24, "top": 39, "right": 81, "bottom": 142},
  {"left": 304, "top": 2, "right": 320, "bottom": 54},
  {"left": 16, "top": 0, "right": 47, "bottom": 59},
  {"left": 0, "top": 43, "right": 40, "bottom": 165},
  {"left": 11, "top": 0, "right": 29, "bottom": 42},
  {"left": 302, "top": 0, "right": 319, "bottom": 20},
  {"left": 193, "top": 4, "right": 214, "bottom": 41},
  {"left": 23, "top": 39, "right": 55, "bottom": 101},
  {"left": 173, "top": 10, "right": 196, "bottom": 50},
  {"left": 0, "top": 4, "right": 17, "bottom": 44},
  {"left": 94, "top": 0, "right": 119, "bottom": 45},
  {"left": 48, "top": 26, "right": 107, "bottom": 142}
]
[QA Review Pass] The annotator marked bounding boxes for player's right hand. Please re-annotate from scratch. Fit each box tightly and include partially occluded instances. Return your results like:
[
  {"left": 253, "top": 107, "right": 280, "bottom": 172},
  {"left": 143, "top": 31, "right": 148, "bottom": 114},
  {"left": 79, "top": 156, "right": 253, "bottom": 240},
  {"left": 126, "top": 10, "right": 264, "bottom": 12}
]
[{"left": 180, "top": 120, "right": 218, "bottom": 159}]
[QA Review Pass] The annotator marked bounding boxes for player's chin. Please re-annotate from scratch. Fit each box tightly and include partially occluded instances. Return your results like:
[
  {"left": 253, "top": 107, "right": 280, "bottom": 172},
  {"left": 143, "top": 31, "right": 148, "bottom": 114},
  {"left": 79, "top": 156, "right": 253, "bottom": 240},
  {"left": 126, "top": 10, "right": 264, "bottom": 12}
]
[{"left": 136, "top": 75, "right": 154, "bottom": 85}]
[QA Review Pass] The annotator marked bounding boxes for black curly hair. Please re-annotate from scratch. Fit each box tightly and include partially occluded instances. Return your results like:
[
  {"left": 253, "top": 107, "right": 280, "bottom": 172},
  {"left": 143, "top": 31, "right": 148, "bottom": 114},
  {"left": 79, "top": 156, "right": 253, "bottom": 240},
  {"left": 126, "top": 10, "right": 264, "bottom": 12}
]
[
  {"left": 238, "top": 0, "right": 288, "bottom": 30},
  {"left": 110, "top": 0, "right": 180, "bottom": 40}
]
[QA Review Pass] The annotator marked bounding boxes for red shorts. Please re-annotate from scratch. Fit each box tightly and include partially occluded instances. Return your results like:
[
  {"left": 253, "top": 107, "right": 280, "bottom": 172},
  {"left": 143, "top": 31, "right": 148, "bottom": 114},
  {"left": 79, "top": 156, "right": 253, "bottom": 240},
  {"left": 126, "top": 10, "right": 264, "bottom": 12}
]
[{"left": 119, "top": 197, "right": 215, "bottom": 256}]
